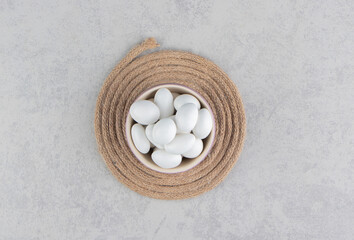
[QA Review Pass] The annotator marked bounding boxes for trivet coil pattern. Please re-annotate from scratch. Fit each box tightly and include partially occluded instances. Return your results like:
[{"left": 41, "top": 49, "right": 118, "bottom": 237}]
[{"left": 95, "top": 38, "right": 246, "bottom": 199}]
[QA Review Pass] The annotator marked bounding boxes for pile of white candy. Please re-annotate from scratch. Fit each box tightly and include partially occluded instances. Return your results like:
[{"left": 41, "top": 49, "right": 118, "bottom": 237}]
[{"left": 129, "top": 88, "right": 213, "bottom": 169}]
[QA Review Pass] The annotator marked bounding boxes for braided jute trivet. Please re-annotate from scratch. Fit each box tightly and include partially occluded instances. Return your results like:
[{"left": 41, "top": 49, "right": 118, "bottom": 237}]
[{"left": 94, "top": 38, "right": 246, "bottom": 200}]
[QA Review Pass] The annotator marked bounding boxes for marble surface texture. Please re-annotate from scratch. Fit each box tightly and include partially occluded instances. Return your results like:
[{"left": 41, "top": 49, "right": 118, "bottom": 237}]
[{"left": 1, "top": 0, "right": 354, "bottom": 239}]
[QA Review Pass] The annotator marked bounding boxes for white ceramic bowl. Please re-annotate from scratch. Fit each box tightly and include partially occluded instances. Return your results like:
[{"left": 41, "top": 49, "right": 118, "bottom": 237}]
[{"left": 126, "top": 84, "right": 215, "bottom": 174}]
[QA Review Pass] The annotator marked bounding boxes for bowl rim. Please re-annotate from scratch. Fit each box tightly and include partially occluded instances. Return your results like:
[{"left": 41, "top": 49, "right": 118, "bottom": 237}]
[{"left": 125, "top": 83, "right": 216, "bottom": 174}]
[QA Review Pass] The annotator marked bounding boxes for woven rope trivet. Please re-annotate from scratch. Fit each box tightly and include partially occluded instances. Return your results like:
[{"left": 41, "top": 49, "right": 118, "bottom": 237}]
[{"left": 95, "top": 38, "right": 246, "bottom": 200}]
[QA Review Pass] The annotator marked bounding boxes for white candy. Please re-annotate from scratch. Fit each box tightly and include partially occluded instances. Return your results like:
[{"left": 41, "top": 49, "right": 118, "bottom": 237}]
[
  {"left": 193, "top": 108, "right": 213, "bottom": 139},
  {"left": 145, "top": 124, "right": 163, "bottom": 149},
  {"left": 154, "top": 88, "right": 174, "bottom": 118},
  {"left": 164, "top": 133, "right": 195, "bottom": 154},
  {"left": 130, "top": 88, "right": 214, "bottom": 169},
  {"left": 183, "top": 138, "right": 203, "bottom": 158},
  {"left": 152, "top": 118, "right": 176, "bottom": 145},
  {"left": 174, "top": 94, "right": 201, "bottom": 110},
  {"left": 131, "top": 124, "right": 150, "bottom": 154},
  {"left": 130, "top": 100, "right": 160, "bottom": 125},
  {"left": 151, "top": 149, "right": 182, "bottom": 169},
  {"left": 168, "top": 115, "right": 187, "bottom": 133},
  {"left": 175, "top": 103, "right": 198, "bottom": 133}
]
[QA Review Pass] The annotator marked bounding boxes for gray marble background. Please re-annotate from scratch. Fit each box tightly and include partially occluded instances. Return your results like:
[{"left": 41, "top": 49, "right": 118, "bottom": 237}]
[{"left": 1, "top": 0, "right": 354, "bottom": 239}]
